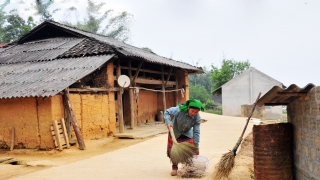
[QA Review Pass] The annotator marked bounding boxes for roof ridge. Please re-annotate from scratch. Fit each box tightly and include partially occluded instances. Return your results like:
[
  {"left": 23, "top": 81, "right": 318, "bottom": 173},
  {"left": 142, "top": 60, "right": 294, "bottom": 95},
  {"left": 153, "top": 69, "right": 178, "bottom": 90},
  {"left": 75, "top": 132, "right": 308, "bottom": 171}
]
[{"left": 46, "top": 21, "right": 202, "bottom": 71}]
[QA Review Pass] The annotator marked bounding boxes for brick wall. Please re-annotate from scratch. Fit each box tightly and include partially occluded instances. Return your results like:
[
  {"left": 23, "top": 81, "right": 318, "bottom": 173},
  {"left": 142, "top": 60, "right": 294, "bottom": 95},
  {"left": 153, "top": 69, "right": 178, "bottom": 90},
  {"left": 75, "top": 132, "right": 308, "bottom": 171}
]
[{"left": 288, "top": 86, "right": 320, "bottom": 179}]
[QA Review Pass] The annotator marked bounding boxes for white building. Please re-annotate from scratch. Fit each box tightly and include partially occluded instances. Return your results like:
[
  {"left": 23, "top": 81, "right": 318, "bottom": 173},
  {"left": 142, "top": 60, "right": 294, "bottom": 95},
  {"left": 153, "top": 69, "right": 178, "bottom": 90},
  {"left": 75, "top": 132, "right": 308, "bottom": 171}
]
[{"left": 212, "top": 67, "right": 285, "bottom": 119}]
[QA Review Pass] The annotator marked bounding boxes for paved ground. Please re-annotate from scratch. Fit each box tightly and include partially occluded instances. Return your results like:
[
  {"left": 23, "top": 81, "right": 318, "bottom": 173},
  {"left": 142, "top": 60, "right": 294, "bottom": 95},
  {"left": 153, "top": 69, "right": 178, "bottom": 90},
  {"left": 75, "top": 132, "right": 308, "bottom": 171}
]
[{"left": 9, "top": 112, "right": 258, "bottom": 180}]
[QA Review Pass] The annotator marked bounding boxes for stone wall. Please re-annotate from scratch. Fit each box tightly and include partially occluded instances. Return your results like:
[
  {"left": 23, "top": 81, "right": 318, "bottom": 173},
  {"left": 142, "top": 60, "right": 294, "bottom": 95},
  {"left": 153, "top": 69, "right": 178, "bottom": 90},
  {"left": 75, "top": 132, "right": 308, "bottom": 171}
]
[{"left": 287, "top": 86, "right": 320, "bottom": 179}]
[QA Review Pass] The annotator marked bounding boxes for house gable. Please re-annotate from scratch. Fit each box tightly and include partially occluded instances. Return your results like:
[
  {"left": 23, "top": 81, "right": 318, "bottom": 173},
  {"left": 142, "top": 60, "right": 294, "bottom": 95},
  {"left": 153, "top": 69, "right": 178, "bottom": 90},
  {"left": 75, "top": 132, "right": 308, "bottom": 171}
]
[{"left": 17, "top": 23, "right": 83, "bottom": 43}]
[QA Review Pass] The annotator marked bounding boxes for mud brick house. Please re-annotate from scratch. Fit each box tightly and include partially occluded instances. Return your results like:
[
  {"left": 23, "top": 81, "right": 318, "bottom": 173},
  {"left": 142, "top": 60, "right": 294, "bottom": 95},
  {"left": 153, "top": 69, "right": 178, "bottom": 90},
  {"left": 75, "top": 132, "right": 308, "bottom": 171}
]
[
  {"left": 257, "top": 83, "right": 320, "bottom": 179},
  {"left": 0, "top": 20, "right": 202, "bottom": 149}
]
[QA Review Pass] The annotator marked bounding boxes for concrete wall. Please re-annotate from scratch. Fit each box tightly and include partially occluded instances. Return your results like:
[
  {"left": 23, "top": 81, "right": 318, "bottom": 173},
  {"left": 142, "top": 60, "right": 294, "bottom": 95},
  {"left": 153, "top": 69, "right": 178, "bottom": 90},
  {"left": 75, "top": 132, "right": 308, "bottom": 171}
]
[
  {"left": 241, "top": 104, "right": 264, "bottom": 120},
  {"left": 288, "top": 87, "right": 320, "bottom": 179},
  {"left": 265, "top": 106, "right": 283, "bottom": 120},
  {"left": 222, "top": 68, "right": 282, "bottom": 118}
]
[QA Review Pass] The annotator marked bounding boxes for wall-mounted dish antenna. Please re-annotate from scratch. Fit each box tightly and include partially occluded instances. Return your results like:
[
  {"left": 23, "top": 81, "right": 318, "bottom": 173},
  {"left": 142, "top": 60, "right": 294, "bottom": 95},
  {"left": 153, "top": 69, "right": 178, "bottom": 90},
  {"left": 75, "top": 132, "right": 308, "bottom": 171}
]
[{"left": 117, "top": 75, "right": 130, "bottom": 88}]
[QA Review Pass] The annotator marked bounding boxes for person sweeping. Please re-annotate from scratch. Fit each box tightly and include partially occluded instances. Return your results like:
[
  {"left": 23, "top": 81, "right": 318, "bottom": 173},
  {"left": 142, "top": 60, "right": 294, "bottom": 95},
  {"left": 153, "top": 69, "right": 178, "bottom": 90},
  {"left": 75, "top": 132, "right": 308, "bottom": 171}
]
[{"left": 164, "top": 99, "right": 205, "bottom": 176}]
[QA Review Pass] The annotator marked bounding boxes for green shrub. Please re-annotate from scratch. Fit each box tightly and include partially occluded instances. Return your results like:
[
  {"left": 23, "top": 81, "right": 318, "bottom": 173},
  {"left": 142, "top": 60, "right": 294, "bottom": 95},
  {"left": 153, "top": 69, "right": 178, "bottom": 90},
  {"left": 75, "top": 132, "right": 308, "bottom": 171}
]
[{"left": 204, "top": 99, "right": 215, "bottom": 110}]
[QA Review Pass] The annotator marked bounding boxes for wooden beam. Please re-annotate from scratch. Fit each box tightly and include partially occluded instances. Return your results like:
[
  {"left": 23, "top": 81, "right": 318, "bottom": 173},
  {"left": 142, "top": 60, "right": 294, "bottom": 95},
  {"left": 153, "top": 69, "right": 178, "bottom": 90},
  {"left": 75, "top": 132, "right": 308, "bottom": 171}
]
[
  {"left": 141, "top": 84, "right": 173, "bottom": 89},
  {"left": 120, "top": 66, "right": 176, "bottom": 75},
  {"left": 175, "top": 77, "right": 179, "bottom": 106},
  {"left": 276, "top": 92, "right": 307, "bottom": 96},
  {"left": 128, "top": 60, "right": 135, "bottom": 129},
  {"left": 132, "top": 61, "right": 143, "bottom": 84},
  {"left": 116, "top": 60, "right": 124, "bottom": 133},
  {"left": 299, "top": 96, "right": 309, "bottom": 101},
  {"left": 264, "top": 103, "right": 288, "bottom": 106},
  {"left": 164, "top": 67, "right": 173, "bottom": 87},
  {"left": 68, "top": 87, "right": 120, "bottom": 92},
  {"left": 161, "top": 66, "right": 166, "bottom": 118},
  {"left": 63, "top": 95, "right": 71, "bottom": 140},
  {"left": 64, "top": 88, "right": 86, "bottom": 150},
  {"left": 134, "top": 78, "right": 176, "bottom": 85}
]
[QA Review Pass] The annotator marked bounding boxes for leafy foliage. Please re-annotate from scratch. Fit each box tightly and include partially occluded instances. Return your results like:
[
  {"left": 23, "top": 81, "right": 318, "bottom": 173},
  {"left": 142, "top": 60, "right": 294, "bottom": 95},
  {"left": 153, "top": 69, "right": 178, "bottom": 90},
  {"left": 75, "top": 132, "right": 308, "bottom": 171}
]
[
  {"left": 0, "top": 14, "right": 36, "bottom": 43},
  {"left": 61, "top": 0, "right": 132, "bottom": 42},
  {"left": 204, "top": 99, "right": 215, "bottom": 110},
  {"left": 189, "top": 66, "right": 213, "bottom": 93},
  {"left": 0, "top": 1, "right": 37, "bottom": 44},
  {"left": 189, "top": 84, "right": 210, "bottom": 104},
  {"left": 0, "top": 0, "right": 132, "bottom": 43},
  {"left": 211, "top": 59, "right": 250, "bottom": 90},
  {"left": 34, "top": 0, "right": 58, "bottom": 22},
  {"left": 0, "top": 0, "right": 9, "bottom": 42}
]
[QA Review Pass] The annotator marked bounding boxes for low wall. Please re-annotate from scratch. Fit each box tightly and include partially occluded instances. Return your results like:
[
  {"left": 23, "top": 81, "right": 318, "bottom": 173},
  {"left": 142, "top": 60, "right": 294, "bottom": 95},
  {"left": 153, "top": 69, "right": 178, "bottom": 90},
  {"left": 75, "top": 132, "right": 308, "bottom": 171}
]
[
  {"left": 241, "top": 104, "right": 264, "bottom": 120},
  {"left": 288, "top": 86, "right": 320, "bottom": 179}
]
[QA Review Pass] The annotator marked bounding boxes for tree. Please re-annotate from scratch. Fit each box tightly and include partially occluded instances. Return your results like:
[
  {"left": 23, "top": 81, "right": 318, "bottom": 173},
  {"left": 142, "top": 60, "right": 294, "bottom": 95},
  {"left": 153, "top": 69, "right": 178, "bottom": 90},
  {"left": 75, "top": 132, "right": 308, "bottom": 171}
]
[
  {"left": 189, "top": 66, "right": 213, "bottom": 93},
  {"left": 189, "top": 84, "right": 211, "bottom": 104},
  {"left": 0, "top": 0, "right": 9, "bottom": 42},
  {"left": 211, "top": 59, "right": 250, "bottom": 90},
  {"left": 34, "top": 0, "right": 59, "bottom": 22},
  {"left": 1, "top": 14, "right": 36, "bottom": 43},
  {"left": 61, "top": 0, "right": 132, "bottom": 42},
  {"left": 0, "top": 0, "right": 133, "bottom": 42}
]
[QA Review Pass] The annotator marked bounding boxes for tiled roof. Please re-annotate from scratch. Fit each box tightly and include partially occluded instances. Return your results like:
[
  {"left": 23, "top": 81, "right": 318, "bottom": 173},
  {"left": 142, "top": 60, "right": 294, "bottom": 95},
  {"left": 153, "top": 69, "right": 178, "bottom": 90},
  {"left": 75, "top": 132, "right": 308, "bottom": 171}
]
[
  {"left": 0, "top": 38, "right": 113, "bottom": 64},
  {"left": 0, "top": 55, "right": 114, "bottom": 99},
  {"left": 44, "top": 21, "right": 202, "bottom": 73},
  {"left": 256, "top": 83, "right": 315, "bottom": 106},
  {"left": 0, "top": 20, "right": 203, "bottom": 99}
]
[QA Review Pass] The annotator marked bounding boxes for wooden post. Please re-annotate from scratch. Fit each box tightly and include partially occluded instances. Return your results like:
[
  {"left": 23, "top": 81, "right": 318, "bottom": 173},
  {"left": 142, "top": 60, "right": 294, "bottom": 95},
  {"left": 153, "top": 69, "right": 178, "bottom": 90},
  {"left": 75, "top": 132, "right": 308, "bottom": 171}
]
[
  {"left": 63, "top": 97, "right": 71, "bottom": 140},
  {"left": 64, "top": 89, "right": 86, "bottom": 150},
  {"left": 117, "top": 60, "right": 125, "bottom": 133},
  {"left": 129, "top": 89, "right": 135, "bottom": 129},
  {"left": 131, "top": 61, "right": 143, "bottom": 126},
  {"left": 10, "top": 127, "right": 14, "bottom": 151},
  {"left": 175, "top": 76, "right": 179, "bottom": 106},
  {"left": 161, "top": 66, "right": 166, "bottom": 121},
  {"left": 128, "top": 60, "right": 134, "bottom": 129}
]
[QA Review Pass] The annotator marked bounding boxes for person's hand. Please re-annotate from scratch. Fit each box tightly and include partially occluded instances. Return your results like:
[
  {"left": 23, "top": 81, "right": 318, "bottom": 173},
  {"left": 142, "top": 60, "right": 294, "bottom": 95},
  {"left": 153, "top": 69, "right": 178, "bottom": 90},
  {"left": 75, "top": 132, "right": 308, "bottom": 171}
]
[{"left": 166, "top": 124, "right": 173, "bottom": 130}]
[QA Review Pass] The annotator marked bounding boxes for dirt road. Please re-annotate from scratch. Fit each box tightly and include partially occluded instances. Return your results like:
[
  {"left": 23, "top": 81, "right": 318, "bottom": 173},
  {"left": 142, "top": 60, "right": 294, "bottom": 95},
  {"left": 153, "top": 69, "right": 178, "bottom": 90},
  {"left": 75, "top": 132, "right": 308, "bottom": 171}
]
[{"left": 1, "top": 112, "right": 258, "bottom": 180}]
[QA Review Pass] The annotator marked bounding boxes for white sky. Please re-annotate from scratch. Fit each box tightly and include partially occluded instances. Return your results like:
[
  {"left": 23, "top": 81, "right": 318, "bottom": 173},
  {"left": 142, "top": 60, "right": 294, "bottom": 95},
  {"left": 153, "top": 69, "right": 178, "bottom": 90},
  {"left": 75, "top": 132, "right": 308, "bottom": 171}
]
[{"left": 5, "top": 0, "right": 320, "bottom": 87}]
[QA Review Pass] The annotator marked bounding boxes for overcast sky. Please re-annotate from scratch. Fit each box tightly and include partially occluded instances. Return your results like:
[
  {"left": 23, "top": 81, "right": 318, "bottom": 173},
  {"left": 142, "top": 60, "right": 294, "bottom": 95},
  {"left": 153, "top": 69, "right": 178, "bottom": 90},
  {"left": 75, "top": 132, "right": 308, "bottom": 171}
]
[{"left": 7, "top": 0, "right": 320, "bottom": 87}]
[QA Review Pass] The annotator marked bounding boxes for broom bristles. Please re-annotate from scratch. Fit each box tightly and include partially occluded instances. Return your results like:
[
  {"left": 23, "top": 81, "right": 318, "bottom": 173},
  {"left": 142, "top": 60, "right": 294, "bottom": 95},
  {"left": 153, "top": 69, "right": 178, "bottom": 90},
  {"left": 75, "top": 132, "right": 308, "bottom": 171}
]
[
  {"left": 211, "top": 151, "right": 235, "bottom": 180},
  {"left": 170, "top": 142, "right": 198, "bottom": 165}
]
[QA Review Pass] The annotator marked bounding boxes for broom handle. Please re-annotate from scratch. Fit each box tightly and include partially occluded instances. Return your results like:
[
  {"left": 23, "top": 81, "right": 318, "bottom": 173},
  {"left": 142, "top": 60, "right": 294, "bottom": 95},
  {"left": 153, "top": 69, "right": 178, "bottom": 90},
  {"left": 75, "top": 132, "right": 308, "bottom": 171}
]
[
  {"left": 232, "top": 92, "right": 261, "bottom": 151},
  {"left": 169, "top": 126, "right": 178, "bottom": 144}
]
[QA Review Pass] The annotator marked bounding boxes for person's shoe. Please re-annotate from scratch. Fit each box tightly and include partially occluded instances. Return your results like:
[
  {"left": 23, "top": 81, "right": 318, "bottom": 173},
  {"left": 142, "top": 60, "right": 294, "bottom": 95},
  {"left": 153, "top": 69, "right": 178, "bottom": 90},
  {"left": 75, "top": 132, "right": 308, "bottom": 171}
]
[{"left": 171, "top": 170, "right": 177, "bottom": 176}]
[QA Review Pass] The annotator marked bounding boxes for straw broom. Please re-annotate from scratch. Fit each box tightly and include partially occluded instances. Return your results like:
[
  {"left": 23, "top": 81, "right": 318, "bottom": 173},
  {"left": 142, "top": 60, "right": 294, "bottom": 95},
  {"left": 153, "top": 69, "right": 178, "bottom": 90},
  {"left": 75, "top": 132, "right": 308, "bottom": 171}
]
[
  {"left": 169, "top": 126, "right": 198, "bottom": 165},
  {"left": 212, "top": 92, "right": 261, "bottom": 180}
]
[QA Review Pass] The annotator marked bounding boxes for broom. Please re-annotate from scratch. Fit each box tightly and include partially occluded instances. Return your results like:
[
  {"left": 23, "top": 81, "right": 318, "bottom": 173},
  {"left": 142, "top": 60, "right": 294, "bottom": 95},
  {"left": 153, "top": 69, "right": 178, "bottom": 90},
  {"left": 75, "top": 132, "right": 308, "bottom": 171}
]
[
  {"left": 212, "top": 92, "right": 261, "bottom": 180},
  {"left": 169, "top": 126, "right": 198, "bottom": 165}
]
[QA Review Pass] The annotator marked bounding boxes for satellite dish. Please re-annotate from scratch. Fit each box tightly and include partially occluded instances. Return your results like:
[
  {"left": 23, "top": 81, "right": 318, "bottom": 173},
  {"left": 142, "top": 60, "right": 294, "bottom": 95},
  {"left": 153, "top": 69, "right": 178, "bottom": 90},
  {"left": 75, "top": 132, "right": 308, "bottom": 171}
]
[{"left": 117, "top": 75, "right": 130, "bottom": 88}]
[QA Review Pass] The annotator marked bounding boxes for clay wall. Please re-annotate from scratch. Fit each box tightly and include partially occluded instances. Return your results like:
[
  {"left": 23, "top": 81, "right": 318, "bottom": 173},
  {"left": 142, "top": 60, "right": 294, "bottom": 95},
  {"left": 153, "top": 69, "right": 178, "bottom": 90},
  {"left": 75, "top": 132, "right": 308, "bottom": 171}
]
[{"left": 0, "top": 93, "right": 116, "bottom": 149}]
